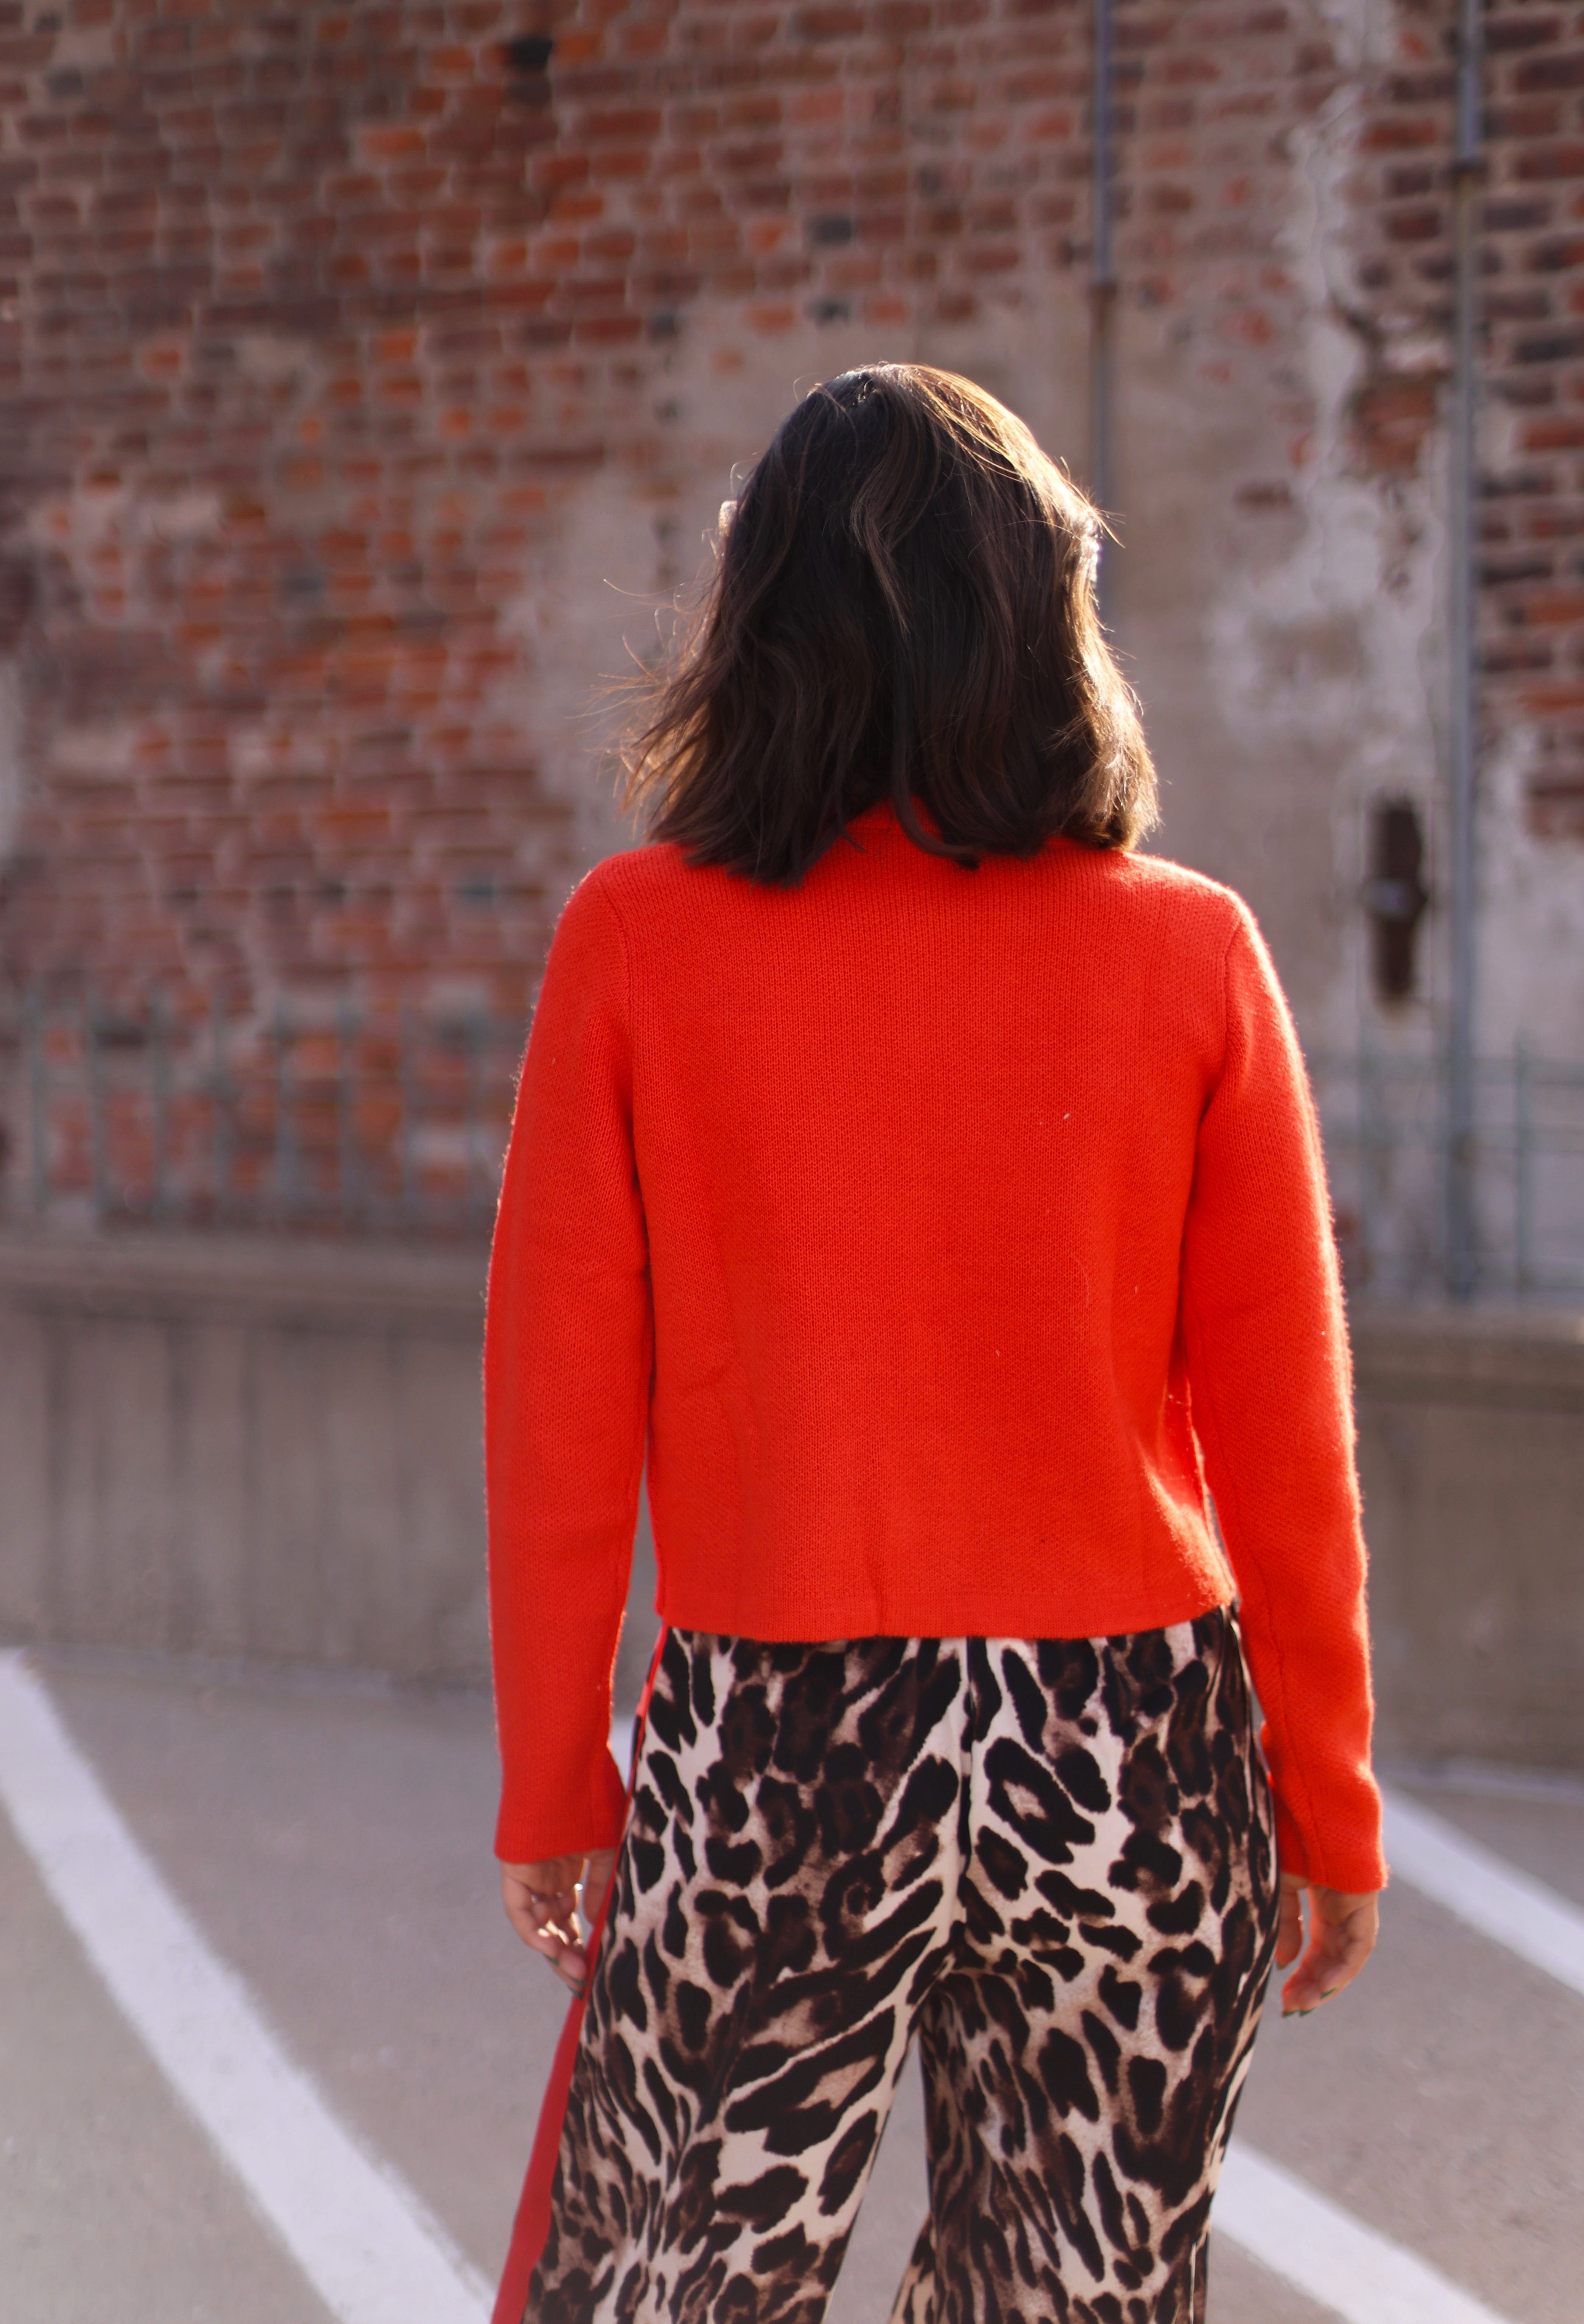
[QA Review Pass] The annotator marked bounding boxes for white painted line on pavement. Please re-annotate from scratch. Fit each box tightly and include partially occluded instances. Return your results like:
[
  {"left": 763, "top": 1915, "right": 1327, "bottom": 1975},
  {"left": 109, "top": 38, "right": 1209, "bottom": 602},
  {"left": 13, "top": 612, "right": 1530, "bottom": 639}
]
[
  {"left": 0, "top": 1650, "right": 491, "bottom": 2324},
  {"left": 1382, "top": 1781, "right": 1584, "bottom": 2001},
  {"left": 1217, "top": 2145, "right": 1511, "bottom": 2324}
]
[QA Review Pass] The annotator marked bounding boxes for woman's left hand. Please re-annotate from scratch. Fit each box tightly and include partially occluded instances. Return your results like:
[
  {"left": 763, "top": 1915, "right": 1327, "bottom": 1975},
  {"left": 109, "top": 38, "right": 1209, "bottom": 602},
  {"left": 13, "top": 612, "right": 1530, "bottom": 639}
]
[
  {"left": 501, "top": 1849, "right": 618, "bottom": 1995},
  {"left": 1275, "top": 1871, "right": 1379, "bottom": 2015}
]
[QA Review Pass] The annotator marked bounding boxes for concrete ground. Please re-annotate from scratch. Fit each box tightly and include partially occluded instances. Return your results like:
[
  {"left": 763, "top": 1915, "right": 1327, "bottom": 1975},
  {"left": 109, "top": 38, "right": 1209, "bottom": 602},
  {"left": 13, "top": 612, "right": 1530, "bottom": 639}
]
[{"left": 3, "top": 1644, "right": 1583, "bottom": 2324}]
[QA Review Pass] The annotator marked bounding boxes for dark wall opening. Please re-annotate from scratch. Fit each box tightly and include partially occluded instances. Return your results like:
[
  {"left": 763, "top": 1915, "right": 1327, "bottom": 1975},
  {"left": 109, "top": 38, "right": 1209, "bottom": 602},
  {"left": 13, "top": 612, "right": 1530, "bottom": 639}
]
[{"left": 1364, "top": 799, "right": 1429, "bottom": 1004}]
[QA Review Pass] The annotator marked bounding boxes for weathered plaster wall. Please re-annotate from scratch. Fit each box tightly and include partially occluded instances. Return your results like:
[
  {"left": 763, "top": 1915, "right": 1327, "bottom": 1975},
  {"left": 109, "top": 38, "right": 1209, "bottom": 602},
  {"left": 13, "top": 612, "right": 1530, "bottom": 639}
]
[{"left": 0, "top": 0, "right": 1577, "bottom": 1249}]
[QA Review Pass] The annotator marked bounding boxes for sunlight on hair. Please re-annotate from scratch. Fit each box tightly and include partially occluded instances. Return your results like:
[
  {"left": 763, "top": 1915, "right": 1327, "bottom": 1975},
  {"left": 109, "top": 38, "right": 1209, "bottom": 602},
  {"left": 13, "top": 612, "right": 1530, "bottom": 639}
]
[{"left": 622, "top": 363, "right": 1156, "bottom": 887}]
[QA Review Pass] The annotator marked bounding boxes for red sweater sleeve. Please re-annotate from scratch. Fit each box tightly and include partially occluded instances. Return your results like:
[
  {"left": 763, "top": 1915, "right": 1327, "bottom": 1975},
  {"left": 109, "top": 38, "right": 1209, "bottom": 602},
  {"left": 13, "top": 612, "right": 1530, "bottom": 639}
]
[
  {"left": 1181, "top": 906, "right": 1387, "bottom": 1894},
  {"left": 485, "top": 873, "right": 652, "bottom": 1864}
]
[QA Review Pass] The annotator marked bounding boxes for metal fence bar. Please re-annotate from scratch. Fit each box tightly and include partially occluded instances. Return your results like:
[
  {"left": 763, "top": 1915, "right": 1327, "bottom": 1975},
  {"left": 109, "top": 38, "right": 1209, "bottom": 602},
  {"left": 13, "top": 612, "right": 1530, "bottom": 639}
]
[
  {"left": 399, "top": 1006, "right": 417, "bottom": 1224},
  {"left": 273, "top": 1002, "right": 295, "bottom": 1222},
  {"left": 1257, "top": 1046, "right": 1584, "bottom": 1302},
  {"left": 337, "top": 1000, "right": 356, "bottom": 1228},
  {"left": 86, "top": 987, "right": 106, "bottom": 1225},
  {"left": 151, "top": 991, "right": 171, "bottom": 1223},
  {"left": 10, "top": 994, "right": 1577, "bottom": 1282},
  {"left": 2, "top": 988, "right": 495, "bottom": 1234},
  {"left": 1358, "top": 1035, "right": 1380, "bottom": 1284},
  {"left": 1515, "top": 1039, "right": 1533, "bottom": 1296},
  {"left": 210, "top": 995, "right": 231, "bottom": 1220},
  {"left": 25, "top": 985, "right": 45, "bottom": 1214},
  {"left": 1444, "top": 0, "right": 1484, "bottom": 1305},
  {"left": 466, "top": 1013, "right": 488, "bottom": 1227}
]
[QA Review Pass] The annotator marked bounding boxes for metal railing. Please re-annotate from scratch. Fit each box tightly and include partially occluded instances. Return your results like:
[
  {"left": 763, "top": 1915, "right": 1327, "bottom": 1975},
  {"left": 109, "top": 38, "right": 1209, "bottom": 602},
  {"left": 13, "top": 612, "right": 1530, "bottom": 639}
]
[
  {"left": 4, "top": 991, "right": 1583, "bottom": 1295},
  {"left": 4, "top": 988, "right": 525, "bottom": 1236},
  {"left": 1311, "top": 1044, "right": 1584, "bottom": 1301}
]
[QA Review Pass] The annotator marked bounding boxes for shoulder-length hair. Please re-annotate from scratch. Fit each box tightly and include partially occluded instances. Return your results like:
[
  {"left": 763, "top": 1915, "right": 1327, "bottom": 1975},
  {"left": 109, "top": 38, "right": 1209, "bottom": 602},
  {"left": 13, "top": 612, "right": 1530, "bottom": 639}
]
[{"left": 622, "top": 364, "right": 1156, "bottom": 885}]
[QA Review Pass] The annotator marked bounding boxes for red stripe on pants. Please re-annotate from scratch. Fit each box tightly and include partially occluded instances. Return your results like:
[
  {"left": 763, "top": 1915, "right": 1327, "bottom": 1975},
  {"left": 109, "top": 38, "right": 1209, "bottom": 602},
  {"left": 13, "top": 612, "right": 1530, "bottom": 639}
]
[{"left": 492, "top": 1629, "right": 669, "bottom": 2324}]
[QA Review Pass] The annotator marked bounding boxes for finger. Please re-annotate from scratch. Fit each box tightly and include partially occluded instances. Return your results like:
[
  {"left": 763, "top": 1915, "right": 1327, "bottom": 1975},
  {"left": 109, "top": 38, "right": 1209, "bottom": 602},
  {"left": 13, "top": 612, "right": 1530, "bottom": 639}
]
[
  {"left": 579, "top": 1849, "right": 618, "bottom": 1930},
  {"left": 502, "top": 1872, "right": 580, "bottom": 1952},
  {"left": 506, "top": 1895, "right": 571, "bottom": 1951},
  {"left": 515, "top": 1911, "right": 585, "bottom": 1976},
  {"left": 526, "top": 1889, "right": 580, "bottom": 1931},
  {"left": 500, "top": 1874, "right": 537, "bottom": 1949},
  {"left": 554, "top": 1943, "right": 588, "bottom": 1995},
  {"left": 1281, "top": 1899, "right": 1332, "bottom": 2013},
  {"left": 1281, "top": 1942, "right": 1332, "bottom": 2015},
  {"left": 1273, "top": 1885, "right": 1304, "bottom": 1970}
]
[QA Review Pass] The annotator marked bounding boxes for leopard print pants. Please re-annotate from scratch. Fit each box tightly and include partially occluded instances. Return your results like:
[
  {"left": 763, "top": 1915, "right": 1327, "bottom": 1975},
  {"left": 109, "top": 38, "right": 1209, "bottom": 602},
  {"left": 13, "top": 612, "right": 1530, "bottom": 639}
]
[{"left": 527, "top": 1610, "right": 1280, "bottom": 2324}]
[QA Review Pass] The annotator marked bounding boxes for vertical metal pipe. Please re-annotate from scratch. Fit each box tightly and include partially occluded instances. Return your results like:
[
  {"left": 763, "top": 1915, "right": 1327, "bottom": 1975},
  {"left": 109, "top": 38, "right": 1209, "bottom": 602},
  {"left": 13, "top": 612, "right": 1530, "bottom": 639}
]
[
  {"left": 274, "top": 999, "right": 295, "bottom": 1222},
  {"left": 26, "top": 985, "right": 47, "bottom": 1214},
  {"left": 210, "top": 992, "right": 231, "bottom": 1220},
  {"left": 151, "top": 989, "right": 171, "bottom": 1222},
  {"left": 466, "top": 1013, "right": 487, "bottom": 1230},
  {"left": 86, "top": 986, "right": 106, "bottom": 1224},
  {"left": 1358, "top": 1029, "right": 1380, "bottom": 1291},
  {"left": 337, "top": 999, "right": 356, "bottom": 1227},
  {"left": 1514, "top": 1040, "right": 1532, "bottom": 1294},
  {"left": 1445, "top": 0, "right": 1484, "bottom": 1300},
  {"left": 1090, "top": 0, "right": 1117, "bottom": 625},
  {"left": 399, "top": 1005, "right": 417, "bottom": 1225}
]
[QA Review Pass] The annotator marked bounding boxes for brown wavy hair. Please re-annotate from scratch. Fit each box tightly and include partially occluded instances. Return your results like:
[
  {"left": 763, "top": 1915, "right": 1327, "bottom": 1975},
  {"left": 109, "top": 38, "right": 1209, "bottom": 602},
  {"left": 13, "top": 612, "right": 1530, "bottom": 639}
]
[{"left": 622, "top": 364, "right": 1157, "bottom": 885}]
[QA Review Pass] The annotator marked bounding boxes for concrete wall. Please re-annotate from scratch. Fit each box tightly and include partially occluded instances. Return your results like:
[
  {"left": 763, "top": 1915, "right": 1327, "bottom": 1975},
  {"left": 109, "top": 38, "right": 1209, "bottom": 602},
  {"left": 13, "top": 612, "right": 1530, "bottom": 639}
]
[
  {"left": 1355, "top": 1307, "right": 1584, "bottom": 1774},
  {"left": 2, "top": 1230, "right": 1580, "bottom": 1770},
  {"left": 0, "top": 1227, "right": 667, "bottom": 1705},
  {"left": 0, "top": 1230, "right": 497, "bottom": 1681}
]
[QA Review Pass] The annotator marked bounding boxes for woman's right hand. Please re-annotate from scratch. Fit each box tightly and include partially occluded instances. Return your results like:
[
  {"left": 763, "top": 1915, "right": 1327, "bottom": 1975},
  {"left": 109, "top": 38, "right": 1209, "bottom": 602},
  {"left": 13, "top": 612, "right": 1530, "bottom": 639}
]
[
  {"left": 1275, "top": 1872, "right": 1379, "bottom": 2015},
  {"left": 500, "top": 1849, "right": 618, "bottom": 1996}
]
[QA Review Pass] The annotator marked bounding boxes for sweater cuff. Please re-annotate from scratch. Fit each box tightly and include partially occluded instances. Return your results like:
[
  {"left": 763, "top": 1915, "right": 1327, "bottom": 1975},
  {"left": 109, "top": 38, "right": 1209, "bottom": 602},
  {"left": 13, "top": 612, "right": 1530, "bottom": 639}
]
[
  {"left": 495, "top": 1746, "right": 630, "bottom": 1866},
  {"left": 1270, "top": 1788, "right": 1388, "bottom": 1895}
]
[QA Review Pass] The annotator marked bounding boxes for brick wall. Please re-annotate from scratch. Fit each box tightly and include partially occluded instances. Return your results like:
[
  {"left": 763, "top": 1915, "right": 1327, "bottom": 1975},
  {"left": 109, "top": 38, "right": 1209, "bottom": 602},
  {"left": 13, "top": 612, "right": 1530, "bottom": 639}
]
[
  {"left": 0, "top": 1, "right": 591, "bottom": 1032},
  {"left": 0, "top": 0, "right": 1576, "bottom": 1230},
  {"left": 1341, "top": 0, "right": 1584, "bottom": 843},
  {"left": 1480, "top": 0, "right": 1584, "bottom": 841}
]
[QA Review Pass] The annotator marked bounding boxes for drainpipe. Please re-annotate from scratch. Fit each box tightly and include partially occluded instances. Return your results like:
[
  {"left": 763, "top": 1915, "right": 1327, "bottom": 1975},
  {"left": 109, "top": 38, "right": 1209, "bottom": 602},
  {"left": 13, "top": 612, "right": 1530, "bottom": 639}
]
[
  {"left": 1089, "top": 0, "right": 1116, "bottom": 628},
  {"left": 1445, "top": 0, "right": 1483, "bottom": 1300}
]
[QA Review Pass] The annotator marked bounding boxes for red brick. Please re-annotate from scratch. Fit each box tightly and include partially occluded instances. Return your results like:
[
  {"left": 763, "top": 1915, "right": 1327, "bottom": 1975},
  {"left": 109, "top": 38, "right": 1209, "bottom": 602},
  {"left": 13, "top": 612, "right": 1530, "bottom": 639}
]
[
  {"left": 361, "top": 123, "right": 428, "bottom": 159},
  {"left": 579, "top": 105, "right": 662, "bottom": 140},
  {"left": 792, "top": 7, "right": 865, "bottom": 40},
  {"left": 1485, "top": 15, "right": 1564, "bottom": 55},
  {"left": 1519, "top": 590, "right": 1584, "bottom": 626},
  {"left": 1515, "top": 144, "right": 1584, "bottom": 182},
  {"left": 1360, "top": 117, "right": 1439, "bottom": 152},
  {"left": 1383, "top": 205, "right": 1443, "bottom": 244}
]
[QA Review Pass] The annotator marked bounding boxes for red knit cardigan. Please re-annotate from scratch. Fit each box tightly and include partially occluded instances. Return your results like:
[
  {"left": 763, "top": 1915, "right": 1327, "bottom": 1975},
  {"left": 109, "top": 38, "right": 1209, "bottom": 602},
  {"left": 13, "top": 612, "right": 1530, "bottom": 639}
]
[{"left": 485, "top": 803, "right": 1386, "bottom": 1895}]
